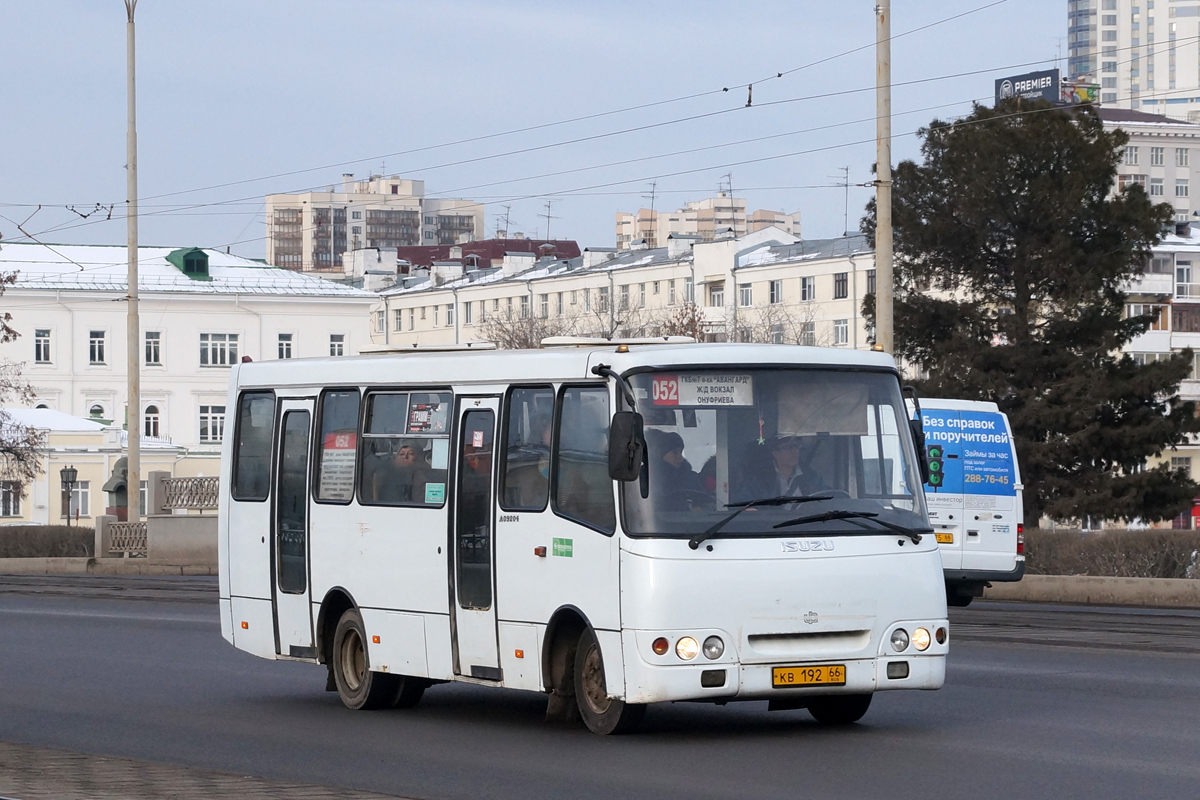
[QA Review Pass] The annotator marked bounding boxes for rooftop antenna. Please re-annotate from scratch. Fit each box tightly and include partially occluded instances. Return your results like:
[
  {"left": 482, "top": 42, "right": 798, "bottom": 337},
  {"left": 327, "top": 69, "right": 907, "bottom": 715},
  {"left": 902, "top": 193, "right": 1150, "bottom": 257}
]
[
  {"left": 540, "top": 199, "right": 558, "bottom": 241},
  {"left": 501, "top": 204, "right": 512, "bottom": 238},
  {"left": 643, "top": 181, "right": 658, "bottom": 247},
  {"left": 829, "top": 166, "right": 850, "bottom": 236}
]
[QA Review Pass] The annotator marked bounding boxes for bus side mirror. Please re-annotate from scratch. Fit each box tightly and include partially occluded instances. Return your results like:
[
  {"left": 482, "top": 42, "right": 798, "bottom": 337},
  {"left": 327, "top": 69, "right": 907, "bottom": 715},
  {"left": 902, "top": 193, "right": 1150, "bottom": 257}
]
[
  {"left": 609, "top": 411, "right": 645, "bottom": 482},
  {"left": 909, "top": 418, "right": 930, "bottom": 485}
]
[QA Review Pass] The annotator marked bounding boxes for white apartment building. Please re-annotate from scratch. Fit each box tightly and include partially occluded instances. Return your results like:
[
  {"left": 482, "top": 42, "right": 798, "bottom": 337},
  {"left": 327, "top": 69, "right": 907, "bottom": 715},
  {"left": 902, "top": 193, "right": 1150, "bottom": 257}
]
[
  {"left": 0, "top": 243, "right": 376, "bottom": 461},
  {"left": 369, "top": 228, "right": 874, "bottom": 352},
  {"left": 1107, "top": 106, "right": 1200, "bottom": 220},
  {"left": 266, "top": 175, "right": 485, "bottom": 273},
  {"left": 1068, "top": 0, "right": 1200, "bottom": 117},
  {"left": 615, "top": 194, "right": 800, "bottom": 250}
]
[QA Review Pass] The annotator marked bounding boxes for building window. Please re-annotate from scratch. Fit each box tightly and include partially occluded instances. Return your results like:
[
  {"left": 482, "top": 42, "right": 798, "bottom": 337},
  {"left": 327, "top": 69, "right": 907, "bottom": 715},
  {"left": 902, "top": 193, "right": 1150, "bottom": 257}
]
[
  {"left": 199, "top": 405, "right": 226, "bottom": 443},
  {"left": 556, "top": 292, "right": 564, "bottom": 316},
  {"left": 1178, "top": 148, "right": 1190, "bottom": 167},
  {"left": 278, "top": 333, "right": 293, "bottom": 359},
  {"left": 668, "top": 280, "right": 676, "bottom": 305},
  {"left": 539, "top": 294, "right": 549, "bottom": 319},
  {"left": 65, "top": 481, "right": 89, "bottom": 519},
  {"left": 446, "top": 304, "right": 454, "bottom": 327},
  {"left": 89, "top": 404, "right": 105, "bottom": 419},
  {"left": 464, "top": 301, "right": 473, "bottom": 326},
  {"left": 834, "top": 319, "right": 849, "bottom": 345},
  {"left": 1128, "top": 303, "right": 1169, "bottom": 330},
  {"left": 709, "top": 283, "right": 724, "bottom": 307},
  {"left": 520, "top": 295, "right": 530, "bottom": 318},
  {"left": 34, "top": 329, "right": 50, "bottom": 363},
  {"left": 800, "top": 322, "right": 816, "bottom": 347},
  {"left": 89, "top": 330, "right": 106, "bottom": 364},
  {"left": 769, "top": 280, "right": 783, "bottom": 304},
  {"left": 1177, "top": 179, "right": 1189, "bottom": 198},
  {"left": 619, "top": 285, "right": 630, "bottom": 311},
  {"left": 653, "top": 281, "right": 660, "bottom": 295},
  {"left": 352, "top": 226, "right": 361, "bottom": 235},
  {"left": 421, "top": 307, "right": 427, "bottom": 320},
  {"left": 598, "top": 287, "right": 609, "bottom": 313},
  {"left": 424, "top": 231, "right": 433, "bottom": 240},
  {"left": 1, "top": 481, "right": 20, "bottom": 517},
  {"left": 867, "top": 269, "right": 877, "bottom": 295},
  {"left": 329, "top": 334, "right": 345, "bottom": 356},
  {"left": 1152, "top": 146, "right": 1165, "bottom": 165},
  {"left": 144, "top": 405, "right": 160, "bottom": 438},
  {"left": 738, "top": 283, "right": 753, "bottom": 307},
  {"left": 375, "top": 311, "right": 385, "bottom": 333},
  {"left": 144, "top": 331, "right": 161, "bottom": 365},
  {"left": 685, "top": 277, "right": 695, "bottom": 303},
  {"left": 409, "top": 308, "right": 415, "bottom": 329},
  {"left": 352, "top": 210, "right": 362, "bottom": 220},
  {"left": 1125, "top": 146, "right": 1140, "bottom": 165},
  {"left": 1151, "top": 177, "right": 1165, "bottom": 196},
  {"left": 1172, "top": 456, "right": 1192, "bottom": 475},
  {"left": 199, "top": 333, "right": 238, "bottom": 366},
  {"left": 834, "top": 272, "right": 848, "bottom": 299},
  {"left": 801, "top": 276, "right": 816, "bottom": 302},
  {"left": 1102, "top": 61, "right": 1117, "bottom": 72},
  {"left": 638, "top": 283, "right": 646, "bottom": 307}
]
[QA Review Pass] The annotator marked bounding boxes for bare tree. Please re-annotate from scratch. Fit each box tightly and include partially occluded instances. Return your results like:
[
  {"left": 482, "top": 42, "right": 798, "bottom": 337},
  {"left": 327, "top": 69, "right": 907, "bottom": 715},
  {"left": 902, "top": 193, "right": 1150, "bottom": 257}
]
[
  {"left": 653, "top": 302, "right": 706, "bottom": 340},
  {"left": 476, "top": 307, "right": 578, "bottom": 349},
  {"left": 0, "top": 270, "right": 47, "bottom": 487},
  {"left": 739, "top": 301, "right": 829, "bottom": 346}
]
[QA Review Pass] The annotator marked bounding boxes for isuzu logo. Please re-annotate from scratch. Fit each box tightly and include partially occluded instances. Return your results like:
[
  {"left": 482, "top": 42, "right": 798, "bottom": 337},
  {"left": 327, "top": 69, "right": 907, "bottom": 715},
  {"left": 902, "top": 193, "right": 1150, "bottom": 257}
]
[
  {"left": 781, "top": 540, "right": 835, "bottom": 553},
  {"left": 803, "top": 611, "right": 819, "bottom": 625}
]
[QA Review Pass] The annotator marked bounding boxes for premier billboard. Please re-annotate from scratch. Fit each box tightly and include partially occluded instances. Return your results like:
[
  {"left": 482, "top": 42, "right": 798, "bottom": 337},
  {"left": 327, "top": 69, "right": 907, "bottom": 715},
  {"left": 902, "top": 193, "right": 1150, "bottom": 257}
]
[{"left": 995, "top": 69, "right": 1060, "bottom": 104}]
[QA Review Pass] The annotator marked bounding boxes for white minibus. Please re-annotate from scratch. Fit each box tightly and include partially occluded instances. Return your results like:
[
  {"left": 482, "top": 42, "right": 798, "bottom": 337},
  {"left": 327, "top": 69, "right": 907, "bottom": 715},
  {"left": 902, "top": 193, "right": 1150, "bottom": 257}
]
[
  {"left": 218, "top": 341, "right": 948, "bottom": 734},
  {"left": 915, "top": 399, "right": 1025, "bottom": 606}
]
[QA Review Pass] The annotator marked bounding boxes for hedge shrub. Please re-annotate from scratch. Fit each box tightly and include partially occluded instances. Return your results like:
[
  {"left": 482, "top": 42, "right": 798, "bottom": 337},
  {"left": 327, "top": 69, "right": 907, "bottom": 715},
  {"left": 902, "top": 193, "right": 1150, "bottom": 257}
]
[
  {"left": 0, "top": 525, "right": 95, "bottom": 558},
  {"left": 1025, "top": 529, "right": 1200, "bottom": 579}
]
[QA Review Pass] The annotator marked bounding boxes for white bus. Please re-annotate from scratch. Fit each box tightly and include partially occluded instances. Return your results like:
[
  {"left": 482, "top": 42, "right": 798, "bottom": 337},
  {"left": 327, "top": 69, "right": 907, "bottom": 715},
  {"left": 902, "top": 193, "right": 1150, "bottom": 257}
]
[
  {"left": 915, "top": 398, "right": 1025, "bottom": 607},
  {"left": 218, "top": 341, "right": 948, "bottom": 734}
]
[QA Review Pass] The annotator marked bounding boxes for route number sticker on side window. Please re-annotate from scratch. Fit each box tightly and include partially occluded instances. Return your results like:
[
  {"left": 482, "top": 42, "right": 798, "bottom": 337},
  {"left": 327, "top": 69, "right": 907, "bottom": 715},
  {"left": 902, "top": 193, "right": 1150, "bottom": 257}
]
[{"left": 652, "top": 374, "right": 753, "bottom": 407}]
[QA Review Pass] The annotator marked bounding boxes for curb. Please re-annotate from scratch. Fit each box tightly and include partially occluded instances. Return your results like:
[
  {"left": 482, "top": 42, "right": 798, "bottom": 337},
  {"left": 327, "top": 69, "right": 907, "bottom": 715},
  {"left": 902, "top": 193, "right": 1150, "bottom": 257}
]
[
  {"left": 984, "top": 574, "right": 1200, "bottom": 609},
  {"left": 0, "top": 557, "right": 216, "bottom": 576}
]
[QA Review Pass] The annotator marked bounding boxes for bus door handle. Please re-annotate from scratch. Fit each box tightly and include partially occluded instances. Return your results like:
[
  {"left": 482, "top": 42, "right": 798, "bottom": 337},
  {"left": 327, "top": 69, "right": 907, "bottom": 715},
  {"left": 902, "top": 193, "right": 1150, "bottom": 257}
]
[{"left": 967, "top": 530, "right": 979, "bottom": 537}]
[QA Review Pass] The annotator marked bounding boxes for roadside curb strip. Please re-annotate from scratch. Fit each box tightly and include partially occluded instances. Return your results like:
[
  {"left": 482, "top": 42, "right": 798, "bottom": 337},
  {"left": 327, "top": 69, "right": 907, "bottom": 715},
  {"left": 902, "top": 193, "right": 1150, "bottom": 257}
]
[
  {"left": 984, "top": 574, "right": 1200, "bottom": 609},
  {"left": 0, "top": 557, "right": 216, "bottom": 576}
]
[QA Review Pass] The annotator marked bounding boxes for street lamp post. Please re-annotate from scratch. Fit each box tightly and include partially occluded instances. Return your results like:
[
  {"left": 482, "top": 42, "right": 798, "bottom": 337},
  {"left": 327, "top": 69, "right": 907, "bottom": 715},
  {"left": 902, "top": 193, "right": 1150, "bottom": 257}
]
[{"left": 60, "top": 465, "right": 78, "bottom": 527}]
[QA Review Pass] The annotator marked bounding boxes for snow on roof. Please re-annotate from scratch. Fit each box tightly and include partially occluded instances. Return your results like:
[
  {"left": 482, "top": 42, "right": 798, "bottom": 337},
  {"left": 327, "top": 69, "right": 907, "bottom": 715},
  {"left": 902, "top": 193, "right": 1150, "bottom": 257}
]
[
  {"left": 0, "top": 242, "right": 376, "bottom": 299},
  {"left": 2, "top": 408, "right": 106, "bottom": 432},
  {"left": 738, "top": 234, "right": 871, "bottom": 268}
]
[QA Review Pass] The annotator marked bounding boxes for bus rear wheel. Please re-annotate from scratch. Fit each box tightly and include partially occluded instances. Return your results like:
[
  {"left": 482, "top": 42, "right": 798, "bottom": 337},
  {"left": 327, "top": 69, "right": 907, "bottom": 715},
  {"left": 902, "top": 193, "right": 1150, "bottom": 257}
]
[
  {"left": 573, "top": 628, "right": 644, "bottom": 735},
  {"left": 807, "top": 693, "right": 872, "bottom": 725},
  {"left": 332, "top": 608, "right": 400, "bottom": 710}
]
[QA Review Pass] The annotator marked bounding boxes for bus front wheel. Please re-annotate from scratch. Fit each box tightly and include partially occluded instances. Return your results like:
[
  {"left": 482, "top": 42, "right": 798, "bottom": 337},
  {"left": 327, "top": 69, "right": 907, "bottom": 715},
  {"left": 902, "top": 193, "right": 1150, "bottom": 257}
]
[
  {"left": 573, "top": 628, "right": 645, "bottom": 735},
  {"left": 807, "top": 693, "right": 872, "bottom": 725},
  {"left": 332, "top": 608, "right": 400, "bottom": 710}
]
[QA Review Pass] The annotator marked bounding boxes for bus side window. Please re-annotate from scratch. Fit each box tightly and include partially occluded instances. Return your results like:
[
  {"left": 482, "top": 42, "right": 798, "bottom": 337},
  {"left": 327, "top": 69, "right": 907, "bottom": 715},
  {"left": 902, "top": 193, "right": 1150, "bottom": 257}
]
[
  {"left": 500, "top": 386, "right": 554, "bottom": 512},
  {"left": 314, "top": 389, "right": 361, "bottom": 504},
  {"left": 231, "top": 391, "right": 275, "bottom": 501},
  {"left": 553, "top": 386, "right": 615, "bottom": 534}
]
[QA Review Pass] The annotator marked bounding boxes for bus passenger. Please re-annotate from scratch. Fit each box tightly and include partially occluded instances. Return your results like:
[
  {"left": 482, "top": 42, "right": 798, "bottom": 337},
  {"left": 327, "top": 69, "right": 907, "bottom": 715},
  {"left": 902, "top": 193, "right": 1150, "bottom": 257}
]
[
  {"left": 649, "top": 430, "right": 703, "bottom": 510},
  {"left": 376, "top": 442, "right": 426, "bottom": 504}
]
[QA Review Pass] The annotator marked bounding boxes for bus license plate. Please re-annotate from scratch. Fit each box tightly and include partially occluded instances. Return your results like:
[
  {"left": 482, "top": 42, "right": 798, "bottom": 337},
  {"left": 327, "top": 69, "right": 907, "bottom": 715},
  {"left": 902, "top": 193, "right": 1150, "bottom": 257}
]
[
  {"left": 772, "top": 664, "right": 846, "bottom": 687},
  {"left": 935, "top": 533, "right": 954, "bottom": 544}
]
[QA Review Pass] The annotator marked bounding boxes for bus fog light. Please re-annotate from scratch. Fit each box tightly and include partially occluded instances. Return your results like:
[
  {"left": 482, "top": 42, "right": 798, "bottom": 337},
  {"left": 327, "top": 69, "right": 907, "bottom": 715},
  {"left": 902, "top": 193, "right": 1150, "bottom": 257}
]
[
  {"left": 676, "top": 636, "right": 699, "bottom": 660},
  {"left": 652, "top": 637, "right": 669, "bottom": 656},
  {"left": 913, "top": 628, "right": 931, "bottom": 651},
  {"left": 886, "top": 661, "right": 909, "bottom": 680},
  {"left": 702, "top": 636, "right": 724, "bottom": 659},
  {"left": 936, "top": 627, "right": 947, "bottom": 645},
  {"left": 890, "top": 629, "right": 909, "bottom": 652}
]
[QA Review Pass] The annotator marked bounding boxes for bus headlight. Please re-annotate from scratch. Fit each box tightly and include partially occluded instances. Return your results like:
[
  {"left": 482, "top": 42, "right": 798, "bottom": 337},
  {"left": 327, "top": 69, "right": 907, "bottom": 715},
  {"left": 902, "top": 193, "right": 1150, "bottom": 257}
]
[
  {"left": 702, "top": 636, "right": 724, "bottom": 659},
  {"left": 890, "top": 629, "right": 910, "bottom": 652},
  {"left": 913, "top": 627, "right": 932, "bottom": 651},
  {"left": 676, "top": 637, "right": 699, "bottom": 660}
]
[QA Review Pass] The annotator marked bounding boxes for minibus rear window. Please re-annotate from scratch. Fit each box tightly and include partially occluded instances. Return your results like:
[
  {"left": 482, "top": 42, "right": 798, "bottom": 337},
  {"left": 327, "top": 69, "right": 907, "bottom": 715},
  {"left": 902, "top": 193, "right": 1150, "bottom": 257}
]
[{"left": 231, "top": 391, "right": 275, "bottom": 501}]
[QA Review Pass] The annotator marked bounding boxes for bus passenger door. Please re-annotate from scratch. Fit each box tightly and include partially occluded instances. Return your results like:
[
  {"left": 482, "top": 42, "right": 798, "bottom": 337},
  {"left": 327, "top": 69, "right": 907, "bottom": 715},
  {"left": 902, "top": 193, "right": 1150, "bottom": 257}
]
[
  {"left": 451, "top": 396, "right": 501, "bottom": 679},
  {"left": 273, "top": 398, "right": 316, "bottom": 659}
]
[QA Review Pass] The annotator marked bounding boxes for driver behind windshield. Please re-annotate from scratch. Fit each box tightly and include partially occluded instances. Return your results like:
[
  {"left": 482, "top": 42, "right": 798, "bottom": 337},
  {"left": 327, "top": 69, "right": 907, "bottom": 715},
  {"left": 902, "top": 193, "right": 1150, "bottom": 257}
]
[{"left": 744, "top": 435, "right": 828, "bottom": 499}]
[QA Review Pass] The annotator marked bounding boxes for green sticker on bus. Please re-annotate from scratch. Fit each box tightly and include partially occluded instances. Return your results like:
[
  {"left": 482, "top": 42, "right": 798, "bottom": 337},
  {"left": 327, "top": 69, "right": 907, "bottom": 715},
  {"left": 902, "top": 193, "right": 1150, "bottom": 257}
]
[
  {"left": 552, "top": 538, "right": 573, "bottom": 558},
  {"left": 425, "top": 483, "right": 445, "bottom": 503}
]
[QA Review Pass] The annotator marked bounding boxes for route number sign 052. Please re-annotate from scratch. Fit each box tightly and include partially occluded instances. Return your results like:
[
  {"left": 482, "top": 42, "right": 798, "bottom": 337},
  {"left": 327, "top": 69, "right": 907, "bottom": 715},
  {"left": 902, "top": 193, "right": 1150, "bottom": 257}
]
[{"left": 651, "top": 374, "right": 753, "bottom": 407}]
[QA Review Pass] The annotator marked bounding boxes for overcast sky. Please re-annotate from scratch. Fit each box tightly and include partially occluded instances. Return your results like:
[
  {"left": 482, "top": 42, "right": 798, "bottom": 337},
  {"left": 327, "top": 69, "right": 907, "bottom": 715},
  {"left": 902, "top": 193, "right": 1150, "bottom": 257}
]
[{"left": 1, "top": 0, "right": 1062, "bottom": 258}]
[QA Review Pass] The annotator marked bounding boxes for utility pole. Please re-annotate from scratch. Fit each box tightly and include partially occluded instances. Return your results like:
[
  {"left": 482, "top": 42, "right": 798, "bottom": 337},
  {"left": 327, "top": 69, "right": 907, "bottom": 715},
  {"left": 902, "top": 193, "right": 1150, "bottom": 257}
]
[
  {"left": 875, "top": 0, "right": 894, "bottom": 354},
  {"left": 124, "top": 0, "right": 141, "bottom": 520},
  {"left": 643, "top": 181, "right": 658, "bottom": 248}
]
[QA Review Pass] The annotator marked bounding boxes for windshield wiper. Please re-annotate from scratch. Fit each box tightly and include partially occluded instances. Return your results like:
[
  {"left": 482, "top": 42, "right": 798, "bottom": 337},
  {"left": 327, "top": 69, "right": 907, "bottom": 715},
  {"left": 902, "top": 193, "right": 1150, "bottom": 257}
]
[
  {"left": 688, "top": 494, "right": 832, "bottom": 550},
  {"left": 772, "top": 510, "right": 929, "bottom": 544}
]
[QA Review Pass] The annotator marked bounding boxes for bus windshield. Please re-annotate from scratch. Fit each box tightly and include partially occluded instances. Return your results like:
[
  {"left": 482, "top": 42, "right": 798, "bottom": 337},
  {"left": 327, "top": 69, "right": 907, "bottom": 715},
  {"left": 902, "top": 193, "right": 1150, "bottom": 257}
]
[{"left": 621, "top": 368, "right": 929, "bottom": 539}]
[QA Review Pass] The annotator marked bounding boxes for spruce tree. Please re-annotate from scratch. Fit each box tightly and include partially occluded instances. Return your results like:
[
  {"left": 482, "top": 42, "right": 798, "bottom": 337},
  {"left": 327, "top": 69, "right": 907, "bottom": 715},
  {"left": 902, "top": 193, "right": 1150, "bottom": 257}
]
[{"left": 864, "top": 100, "right": 1200, "bottom": 524}]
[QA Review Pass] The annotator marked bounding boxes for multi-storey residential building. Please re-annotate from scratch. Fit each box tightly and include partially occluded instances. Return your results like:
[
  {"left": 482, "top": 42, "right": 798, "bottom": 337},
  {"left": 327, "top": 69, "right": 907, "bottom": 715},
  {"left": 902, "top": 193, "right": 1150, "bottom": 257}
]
[
  {"left": 1106, "top": 107, "right": 1200, "bottom": 221},
  {"left": 1069, "top": 0, "right": 1200, "bottom": 117},
  {"left": 615, "top": 194, "right": 800, "bottom": 250},
  {"left": 370, "top": 228, "right": 873, "bottom": 351},
  {"left": 266, "top": 175, "right": 485, "bottom": 273},
  {"left": 0, "top": 243, "right": 376, "bottom": 461}
]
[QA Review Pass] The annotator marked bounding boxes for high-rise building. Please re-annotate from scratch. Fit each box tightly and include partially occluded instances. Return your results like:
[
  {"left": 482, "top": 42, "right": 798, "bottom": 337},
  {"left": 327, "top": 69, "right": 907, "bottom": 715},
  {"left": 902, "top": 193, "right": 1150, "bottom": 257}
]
[
  {"left": 266, "top": 175, "right": 484, "bottom": 273},
  {"left": 1068, "top": 0, "right": 1200, "bottom": 118},
  {"left": 614, "top": 194, "right": 799, "bottom": 250}
]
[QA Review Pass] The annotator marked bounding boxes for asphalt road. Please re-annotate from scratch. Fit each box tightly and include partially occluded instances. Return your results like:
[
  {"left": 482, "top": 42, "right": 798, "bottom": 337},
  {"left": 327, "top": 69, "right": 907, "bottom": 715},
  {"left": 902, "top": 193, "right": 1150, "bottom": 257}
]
[{"left": 2, "top": 575, "right": 1198, "bottom": 800}]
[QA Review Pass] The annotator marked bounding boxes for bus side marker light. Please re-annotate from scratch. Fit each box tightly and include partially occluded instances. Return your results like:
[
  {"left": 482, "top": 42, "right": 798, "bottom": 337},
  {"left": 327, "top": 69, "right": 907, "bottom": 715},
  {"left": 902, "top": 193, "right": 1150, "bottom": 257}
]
[
  {"left": 652, "top": 637, "right": 669, "bottom": 655},
  {"left": 372, "top": 636, "right": 380, "bottom": 644},
  {"left": 515, "top": 649, "right": 524, "bottom": 659},
  {"left": 534, "top": 546, "right": 547, "bottom": 557},
  {"left": 240, "top": 622, "right": 248, "bottom": 629}
]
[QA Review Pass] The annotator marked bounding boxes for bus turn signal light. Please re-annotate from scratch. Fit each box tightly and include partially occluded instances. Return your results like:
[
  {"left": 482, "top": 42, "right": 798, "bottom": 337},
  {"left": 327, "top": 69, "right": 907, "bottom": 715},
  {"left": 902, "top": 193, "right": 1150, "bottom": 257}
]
[
  {"left": 652, "top": 637, "right": 669, "bottom": 655},
  {"left": 515, "top": 649, "right": 524, "bottom": 659},
  {"left": 372, "top": 636, "right": 380, "bottom": 644},
  {"left": 240, "top": 621, "right": 248, "bottom": 629}
]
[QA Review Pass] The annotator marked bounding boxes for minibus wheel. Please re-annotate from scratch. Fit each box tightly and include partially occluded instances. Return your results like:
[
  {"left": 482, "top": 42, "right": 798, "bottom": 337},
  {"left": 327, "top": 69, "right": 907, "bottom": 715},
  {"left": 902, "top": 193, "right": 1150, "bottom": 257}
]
[
  {"left": 332, "top": 608, "right": 400, "bottom": 710},
  {"left": 574, "top": 628, "right": 645, "bottom": 735},
  {"left": 806, "top": 693, "right": 872, "bottom": 725}
]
